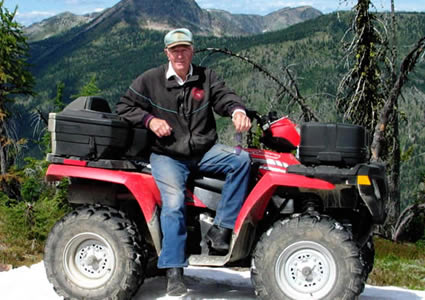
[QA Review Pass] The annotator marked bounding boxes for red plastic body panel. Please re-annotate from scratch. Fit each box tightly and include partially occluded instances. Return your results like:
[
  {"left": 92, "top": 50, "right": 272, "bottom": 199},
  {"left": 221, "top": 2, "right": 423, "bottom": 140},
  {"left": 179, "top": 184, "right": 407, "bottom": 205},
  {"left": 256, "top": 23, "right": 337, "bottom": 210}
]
[
  {"left": 246, "top": 148, "right": 300, "bottom": 173},
  {"left": 233, "top": 171, "right": 335, "bottom": 233},
  {"left": 46, "top": 145, "right": 335, "bottom": 235},
  {"left": 269, "top": 117, "right": 300, "bottom": 147},
  {"left": 63, "top": 159, "right": 88, "bottom": 167},
  {"left": 232, "top": 148, "right": 335, "bottom": 233},
  {"left": 46, "top": 164, "right": 160, "bottom": 222}
]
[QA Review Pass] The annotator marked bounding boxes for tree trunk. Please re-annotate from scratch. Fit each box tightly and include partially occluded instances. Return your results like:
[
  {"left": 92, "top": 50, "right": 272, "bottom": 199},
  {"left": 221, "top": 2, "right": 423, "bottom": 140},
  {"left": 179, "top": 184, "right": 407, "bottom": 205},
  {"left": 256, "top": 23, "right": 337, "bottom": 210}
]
[
  {"left": 0, "top": 120, "right": 7, "bottom": 175},
  {"left": 385, "top": 0, "right": 401, "bottom": 233},
  {"left": 386, "top": 118, "right": 401, "bottom": 233},
  {"left": 0, "top": 146, "right": 6, "bottom": 175}
]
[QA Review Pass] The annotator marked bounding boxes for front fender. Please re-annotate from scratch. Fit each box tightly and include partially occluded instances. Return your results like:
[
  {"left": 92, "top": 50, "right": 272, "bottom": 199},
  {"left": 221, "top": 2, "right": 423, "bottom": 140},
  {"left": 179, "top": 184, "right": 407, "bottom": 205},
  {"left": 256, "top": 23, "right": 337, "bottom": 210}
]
[
  {"left": 234, "top": 171, "right": 334, "bottom": 233},
  {"left": 357, "top": 163, "right": 387, "bottom": 224}
]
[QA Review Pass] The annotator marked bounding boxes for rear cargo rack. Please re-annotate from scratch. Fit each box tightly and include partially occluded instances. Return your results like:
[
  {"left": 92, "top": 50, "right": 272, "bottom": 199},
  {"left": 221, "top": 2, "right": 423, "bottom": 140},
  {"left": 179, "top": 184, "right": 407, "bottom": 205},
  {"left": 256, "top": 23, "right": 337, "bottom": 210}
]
[{"left": 46, "top": 153, "right": 151, "bottom": 172}]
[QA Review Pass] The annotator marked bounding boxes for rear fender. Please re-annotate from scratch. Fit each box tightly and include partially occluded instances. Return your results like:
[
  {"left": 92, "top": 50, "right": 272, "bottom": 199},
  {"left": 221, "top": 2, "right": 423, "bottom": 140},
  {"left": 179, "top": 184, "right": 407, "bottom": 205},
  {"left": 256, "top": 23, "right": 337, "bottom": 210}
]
[
  {"left": 46, "top": 164, "right": 160, "bottom": 222},
  {"left": 234, "top": 171, "right": 334, "bottom": 234}
]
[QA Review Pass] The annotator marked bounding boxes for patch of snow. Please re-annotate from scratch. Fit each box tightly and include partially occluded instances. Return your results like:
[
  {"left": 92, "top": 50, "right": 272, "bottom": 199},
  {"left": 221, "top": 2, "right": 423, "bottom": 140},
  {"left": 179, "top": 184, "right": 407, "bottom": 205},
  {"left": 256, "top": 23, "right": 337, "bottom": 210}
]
[{"left": 0, "top": 262, "right": 424, "bottom": 300}]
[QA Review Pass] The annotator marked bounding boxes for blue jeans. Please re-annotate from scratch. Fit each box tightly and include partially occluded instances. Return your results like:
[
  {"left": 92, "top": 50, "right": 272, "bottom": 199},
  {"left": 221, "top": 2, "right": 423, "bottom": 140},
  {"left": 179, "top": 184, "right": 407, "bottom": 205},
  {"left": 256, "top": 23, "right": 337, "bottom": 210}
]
[{"left": 150, "top": 144, "right": 251, "bottom": 268}]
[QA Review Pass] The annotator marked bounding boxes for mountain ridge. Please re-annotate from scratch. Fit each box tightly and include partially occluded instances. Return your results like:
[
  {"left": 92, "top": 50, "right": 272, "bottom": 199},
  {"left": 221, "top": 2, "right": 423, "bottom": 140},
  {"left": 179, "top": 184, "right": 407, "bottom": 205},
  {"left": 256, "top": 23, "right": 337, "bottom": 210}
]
[{"left": 24, "top": 0, "right": 322, "bottom": 41}]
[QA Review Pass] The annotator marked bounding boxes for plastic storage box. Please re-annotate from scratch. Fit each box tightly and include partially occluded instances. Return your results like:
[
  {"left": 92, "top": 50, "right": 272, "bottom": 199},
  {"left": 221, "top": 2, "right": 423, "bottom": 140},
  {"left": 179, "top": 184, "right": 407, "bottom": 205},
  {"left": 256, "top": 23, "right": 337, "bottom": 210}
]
[
  {"left": 298, "top": 122, "right": 368, "bottom": 166},
  {"left": 48, "top": 96, "right": 148, "bottom": 160},
  {"left": 48, "top": 97, "right": 128, "bottom": 159}
]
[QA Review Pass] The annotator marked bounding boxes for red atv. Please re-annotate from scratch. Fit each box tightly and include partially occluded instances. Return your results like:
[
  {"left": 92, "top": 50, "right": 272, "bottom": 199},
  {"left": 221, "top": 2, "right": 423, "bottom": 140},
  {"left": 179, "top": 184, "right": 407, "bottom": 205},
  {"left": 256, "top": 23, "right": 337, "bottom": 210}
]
[{"left": 44, "top": 96, "right": 387, "bottom": 300}]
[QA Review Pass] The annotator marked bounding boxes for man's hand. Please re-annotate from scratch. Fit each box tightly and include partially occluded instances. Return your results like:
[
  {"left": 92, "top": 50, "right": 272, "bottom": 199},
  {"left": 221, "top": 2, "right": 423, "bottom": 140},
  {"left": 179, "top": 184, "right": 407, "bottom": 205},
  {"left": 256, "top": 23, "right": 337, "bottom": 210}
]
[
  {"left": 148, "top": 118, "right": 173, "bottom": 137},
  {"left": 232, "top": 111, "right": 251, "bottom": 132}
]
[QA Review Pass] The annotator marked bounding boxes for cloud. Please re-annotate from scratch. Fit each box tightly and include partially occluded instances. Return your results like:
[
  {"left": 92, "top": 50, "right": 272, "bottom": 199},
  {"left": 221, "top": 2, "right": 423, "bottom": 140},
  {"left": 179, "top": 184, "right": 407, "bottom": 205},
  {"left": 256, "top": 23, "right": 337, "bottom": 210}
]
[{"left": 16, "top": 11, "right": 57, "bottom": 26}]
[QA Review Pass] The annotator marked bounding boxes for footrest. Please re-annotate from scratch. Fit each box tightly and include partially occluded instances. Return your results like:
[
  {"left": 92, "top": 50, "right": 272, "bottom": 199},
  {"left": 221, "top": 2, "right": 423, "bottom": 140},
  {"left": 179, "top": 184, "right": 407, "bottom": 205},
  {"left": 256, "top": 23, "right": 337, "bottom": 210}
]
[{"left": 188, "top": 254, "right": 230, "bottom": 266}]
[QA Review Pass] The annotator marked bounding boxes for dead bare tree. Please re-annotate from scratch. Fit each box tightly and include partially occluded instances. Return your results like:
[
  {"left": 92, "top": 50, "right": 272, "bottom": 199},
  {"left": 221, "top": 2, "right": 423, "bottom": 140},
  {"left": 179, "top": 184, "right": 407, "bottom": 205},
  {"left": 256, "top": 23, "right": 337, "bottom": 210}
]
[
  {"left": 388, "top": 0, "right": 402, "bottom": 236},
  {"left": 196, "top": 47, "right": 319, "bottom": 122},
  {"left": 338, "top": 0, "right": 425, "bottom": 239},
  {"left": 337, "top": 0, "right": 385, "bottom": 129},
  {"left": 371, "top": 36, "right": 425, "bottom": 161},
  {"left": 371, "top": 35, "right": 425, "bottom": 238},
  {"left": 393, "top": 203, "right": 425, "bottom": 242}
]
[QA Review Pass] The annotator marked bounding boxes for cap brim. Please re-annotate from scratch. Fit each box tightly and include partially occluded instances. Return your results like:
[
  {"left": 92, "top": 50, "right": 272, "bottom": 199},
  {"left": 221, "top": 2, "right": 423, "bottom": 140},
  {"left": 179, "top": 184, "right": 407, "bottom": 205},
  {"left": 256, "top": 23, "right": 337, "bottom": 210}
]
[{"left": 166, "top": 41, "right": 193, "bottom": 48}]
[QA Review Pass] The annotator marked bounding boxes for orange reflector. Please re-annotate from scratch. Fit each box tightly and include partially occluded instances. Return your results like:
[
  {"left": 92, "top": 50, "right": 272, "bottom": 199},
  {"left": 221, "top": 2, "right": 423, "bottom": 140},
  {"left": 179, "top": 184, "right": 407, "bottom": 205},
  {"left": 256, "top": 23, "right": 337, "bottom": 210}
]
[{"left": 357, "top": 175, "right": 371, "bottom": 185}]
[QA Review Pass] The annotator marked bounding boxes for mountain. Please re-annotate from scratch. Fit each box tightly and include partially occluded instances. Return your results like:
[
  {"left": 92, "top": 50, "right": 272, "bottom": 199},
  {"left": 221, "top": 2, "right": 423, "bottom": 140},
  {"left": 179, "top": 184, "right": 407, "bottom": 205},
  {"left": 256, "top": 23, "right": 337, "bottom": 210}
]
[
  {"left": 24, "top": 0, "right": 322, "bottom": 42},
  {"left": 264, "top": 6, "right": 323, "bottom": 32},
  {"left": 24, "top": 12, "right": 100, "bottom": 42}
]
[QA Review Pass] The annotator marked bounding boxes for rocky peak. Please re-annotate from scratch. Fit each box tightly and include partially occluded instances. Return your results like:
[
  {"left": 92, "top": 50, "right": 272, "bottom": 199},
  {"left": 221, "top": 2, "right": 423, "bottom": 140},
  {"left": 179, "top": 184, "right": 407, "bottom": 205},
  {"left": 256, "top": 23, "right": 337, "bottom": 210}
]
[{"left": 25, "top": 0, "right": 322, "bottom": 42}]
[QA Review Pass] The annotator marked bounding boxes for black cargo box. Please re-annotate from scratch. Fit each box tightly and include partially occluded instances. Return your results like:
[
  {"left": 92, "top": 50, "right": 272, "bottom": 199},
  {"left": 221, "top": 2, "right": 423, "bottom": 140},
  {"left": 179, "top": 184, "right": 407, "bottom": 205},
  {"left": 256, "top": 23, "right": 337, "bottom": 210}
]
[
  {"left": 48, "top": 96, "right": 149, "bottom": 159},
  {"left": 298, "top": 122, "right": 368, "bottom": 166}
]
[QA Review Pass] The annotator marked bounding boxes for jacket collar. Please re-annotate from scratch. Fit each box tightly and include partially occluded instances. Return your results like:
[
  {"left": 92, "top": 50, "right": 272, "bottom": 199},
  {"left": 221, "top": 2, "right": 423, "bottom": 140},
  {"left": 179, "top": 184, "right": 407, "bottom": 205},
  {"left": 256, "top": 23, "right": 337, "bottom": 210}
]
[{"left": 165, "top": 63, "right": 199, "bottom": 88}]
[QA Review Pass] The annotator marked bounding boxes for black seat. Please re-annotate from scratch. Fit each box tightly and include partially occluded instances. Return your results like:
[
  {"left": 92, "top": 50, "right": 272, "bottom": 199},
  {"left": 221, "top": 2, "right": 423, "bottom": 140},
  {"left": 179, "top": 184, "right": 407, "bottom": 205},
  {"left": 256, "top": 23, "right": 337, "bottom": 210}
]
[{"left": 191, "top": 175, "right": 225, "bottom": 193}]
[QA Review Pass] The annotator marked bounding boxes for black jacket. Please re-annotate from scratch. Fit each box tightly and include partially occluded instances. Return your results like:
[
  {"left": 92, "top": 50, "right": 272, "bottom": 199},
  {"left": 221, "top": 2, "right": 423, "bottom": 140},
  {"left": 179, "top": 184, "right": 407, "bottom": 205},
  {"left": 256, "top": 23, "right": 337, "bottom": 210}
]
[{"left": 116, "top": 64, "right": 245, "bottom": 159}]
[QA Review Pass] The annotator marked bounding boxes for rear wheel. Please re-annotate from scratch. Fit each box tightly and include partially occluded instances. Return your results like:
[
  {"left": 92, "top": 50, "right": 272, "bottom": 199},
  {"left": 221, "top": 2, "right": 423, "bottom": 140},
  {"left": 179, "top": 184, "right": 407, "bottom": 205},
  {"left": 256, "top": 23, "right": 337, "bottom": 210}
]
[
  {"left": 251, "top": 215, "right": 365, "bottom": 300},
  {"left": 44, "top": 205, "right": 146, "bottom": 300}
]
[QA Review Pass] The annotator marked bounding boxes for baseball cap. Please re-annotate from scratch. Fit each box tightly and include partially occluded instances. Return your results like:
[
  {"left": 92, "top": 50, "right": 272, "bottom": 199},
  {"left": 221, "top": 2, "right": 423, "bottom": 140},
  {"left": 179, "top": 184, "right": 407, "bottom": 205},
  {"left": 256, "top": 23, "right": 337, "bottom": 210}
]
[{"left": 164, "top": 28, "right": 193, "bottom": 48}]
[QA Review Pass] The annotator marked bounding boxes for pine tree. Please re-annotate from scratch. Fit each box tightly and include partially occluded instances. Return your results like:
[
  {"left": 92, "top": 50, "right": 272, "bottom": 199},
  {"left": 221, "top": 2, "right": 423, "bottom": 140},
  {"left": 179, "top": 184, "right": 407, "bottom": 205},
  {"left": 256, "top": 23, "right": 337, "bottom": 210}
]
[
  {"left": 0, "top": 1, "right": 34, "bottom": 176},
  {"left": 72, "top": 74, "right": 101, "bottom": 98}
]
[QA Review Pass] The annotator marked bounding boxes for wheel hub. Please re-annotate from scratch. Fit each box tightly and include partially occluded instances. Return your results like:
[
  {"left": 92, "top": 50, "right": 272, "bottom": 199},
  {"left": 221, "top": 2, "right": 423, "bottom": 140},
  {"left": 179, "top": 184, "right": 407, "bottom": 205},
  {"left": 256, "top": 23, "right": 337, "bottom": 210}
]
[
  {"left": 63, "top": 232, "right": 115, "bottom": 288},
  {"left": 75, "top": 241, "right": 111, "bottom": 278},
  {"left": 275, "top": 241, "right": 337, "bottom": 299},
  {"left": 287, "top": 250, "right": 327, "bottom": 289}
]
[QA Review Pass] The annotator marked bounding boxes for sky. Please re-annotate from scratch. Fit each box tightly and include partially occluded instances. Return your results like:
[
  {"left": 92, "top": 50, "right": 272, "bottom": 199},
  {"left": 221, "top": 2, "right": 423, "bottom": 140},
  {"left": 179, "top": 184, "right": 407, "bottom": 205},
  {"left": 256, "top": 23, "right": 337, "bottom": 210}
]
[
  {"left": 0, "top": 261, "right": 425, "bottom": 300},
  {"left": 3, "top": 0, "right": 425, "bottom": 27}
]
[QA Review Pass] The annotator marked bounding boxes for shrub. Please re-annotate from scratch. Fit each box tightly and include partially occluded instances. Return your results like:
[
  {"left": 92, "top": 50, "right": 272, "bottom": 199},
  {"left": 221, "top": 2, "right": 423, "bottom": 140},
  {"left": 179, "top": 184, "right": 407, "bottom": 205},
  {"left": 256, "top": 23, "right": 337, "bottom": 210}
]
[{"left": 0, "top": 158, "right": 70, "bottom": 266}]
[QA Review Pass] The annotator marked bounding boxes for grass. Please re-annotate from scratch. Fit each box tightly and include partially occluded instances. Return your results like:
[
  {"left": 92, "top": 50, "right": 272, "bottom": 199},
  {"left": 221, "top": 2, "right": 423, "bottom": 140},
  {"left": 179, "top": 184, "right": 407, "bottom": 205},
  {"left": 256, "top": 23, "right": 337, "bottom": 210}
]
[
  {"left": 368, "top": 236, "right": 425, "bottom": 291},
  {"left": 0, "top": 224, "right": 44, "bottom": 267}
]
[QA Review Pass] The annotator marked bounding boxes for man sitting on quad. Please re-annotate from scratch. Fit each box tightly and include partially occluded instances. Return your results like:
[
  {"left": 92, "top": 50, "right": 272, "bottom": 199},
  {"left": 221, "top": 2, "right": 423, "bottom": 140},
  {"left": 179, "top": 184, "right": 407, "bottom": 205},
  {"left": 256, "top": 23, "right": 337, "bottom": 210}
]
[{"left": 116, "top": 28, "right": 252, "bottom": 296}]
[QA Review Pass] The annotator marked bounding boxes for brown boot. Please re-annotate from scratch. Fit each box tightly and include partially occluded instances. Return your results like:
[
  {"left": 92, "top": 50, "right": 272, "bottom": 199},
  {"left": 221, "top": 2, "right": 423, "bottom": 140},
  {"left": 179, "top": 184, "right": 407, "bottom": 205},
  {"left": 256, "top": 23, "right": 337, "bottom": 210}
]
[
  {"left": 205, "top": 225, "right": 232, "bottom": 252},
  {"left": 166, "top": 267, "right": 187, "bottom": 296}
]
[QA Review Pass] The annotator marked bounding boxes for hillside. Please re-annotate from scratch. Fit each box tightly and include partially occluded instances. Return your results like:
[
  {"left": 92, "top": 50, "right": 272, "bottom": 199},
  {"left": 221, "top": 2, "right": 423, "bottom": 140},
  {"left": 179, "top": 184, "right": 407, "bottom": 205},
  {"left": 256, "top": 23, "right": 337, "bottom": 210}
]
[
  {"left": 28, "top": 11, "right": 425, "bottom": 110},
  {"left": 25, "top": 11, "right": 425, "bottom": 127}
]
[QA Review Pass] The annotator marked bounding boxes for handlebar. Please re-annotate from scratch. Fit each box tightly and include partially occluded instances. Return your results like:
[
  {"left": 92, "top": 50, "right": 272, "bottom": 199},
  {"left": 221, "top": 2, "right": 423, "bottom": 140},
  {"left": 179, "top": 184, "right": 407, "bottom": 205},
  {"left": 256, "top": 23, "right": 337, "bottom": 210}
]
[
  {"left": 246, "top": 109, "right": 280, "bottom": 130},
  {"left": 245, "top": 109, "right": 261, "bottom": 123}
]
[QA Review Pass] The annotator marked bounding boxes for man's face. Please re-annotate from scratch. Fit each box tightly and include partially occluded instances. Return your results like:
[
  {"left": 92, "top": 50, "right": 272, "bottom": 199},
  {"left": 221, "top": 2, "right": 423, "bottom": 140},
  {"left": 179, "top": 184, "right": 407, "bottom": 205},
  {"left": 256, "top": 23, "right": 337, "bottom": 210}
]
[{"left": 165, "top": 45, "right": 194, "bottom": 76}]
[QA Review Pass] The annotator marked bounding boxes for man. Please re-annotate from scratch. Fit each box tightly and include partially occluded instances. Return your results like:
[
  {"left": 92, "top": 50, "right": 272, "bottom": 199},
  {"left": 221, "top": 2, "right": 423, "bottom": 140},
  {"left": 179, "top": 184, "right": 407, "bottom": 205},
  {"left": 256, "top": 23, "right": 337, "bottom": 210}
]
[{"left": 116, "top": 28, "right": 251, "bottom": 296}]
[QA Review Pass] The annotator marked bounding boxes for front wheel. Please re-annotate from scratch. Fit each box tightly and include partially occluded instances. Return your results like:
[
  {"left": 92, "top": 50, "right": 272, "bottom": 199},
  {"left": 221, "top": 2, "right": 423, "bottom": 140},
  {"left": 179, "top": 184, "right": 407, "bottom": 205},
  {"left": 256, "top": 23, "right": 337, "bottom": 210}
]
[
  {"left": 251, "top": 215, "right": 365, "bottom": 300},
  {"left": 360, "top": 236, "right": 375, "bottom": 283},
  {"left": 44, "top": 205, "right": 146, "bottom": 300}
]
